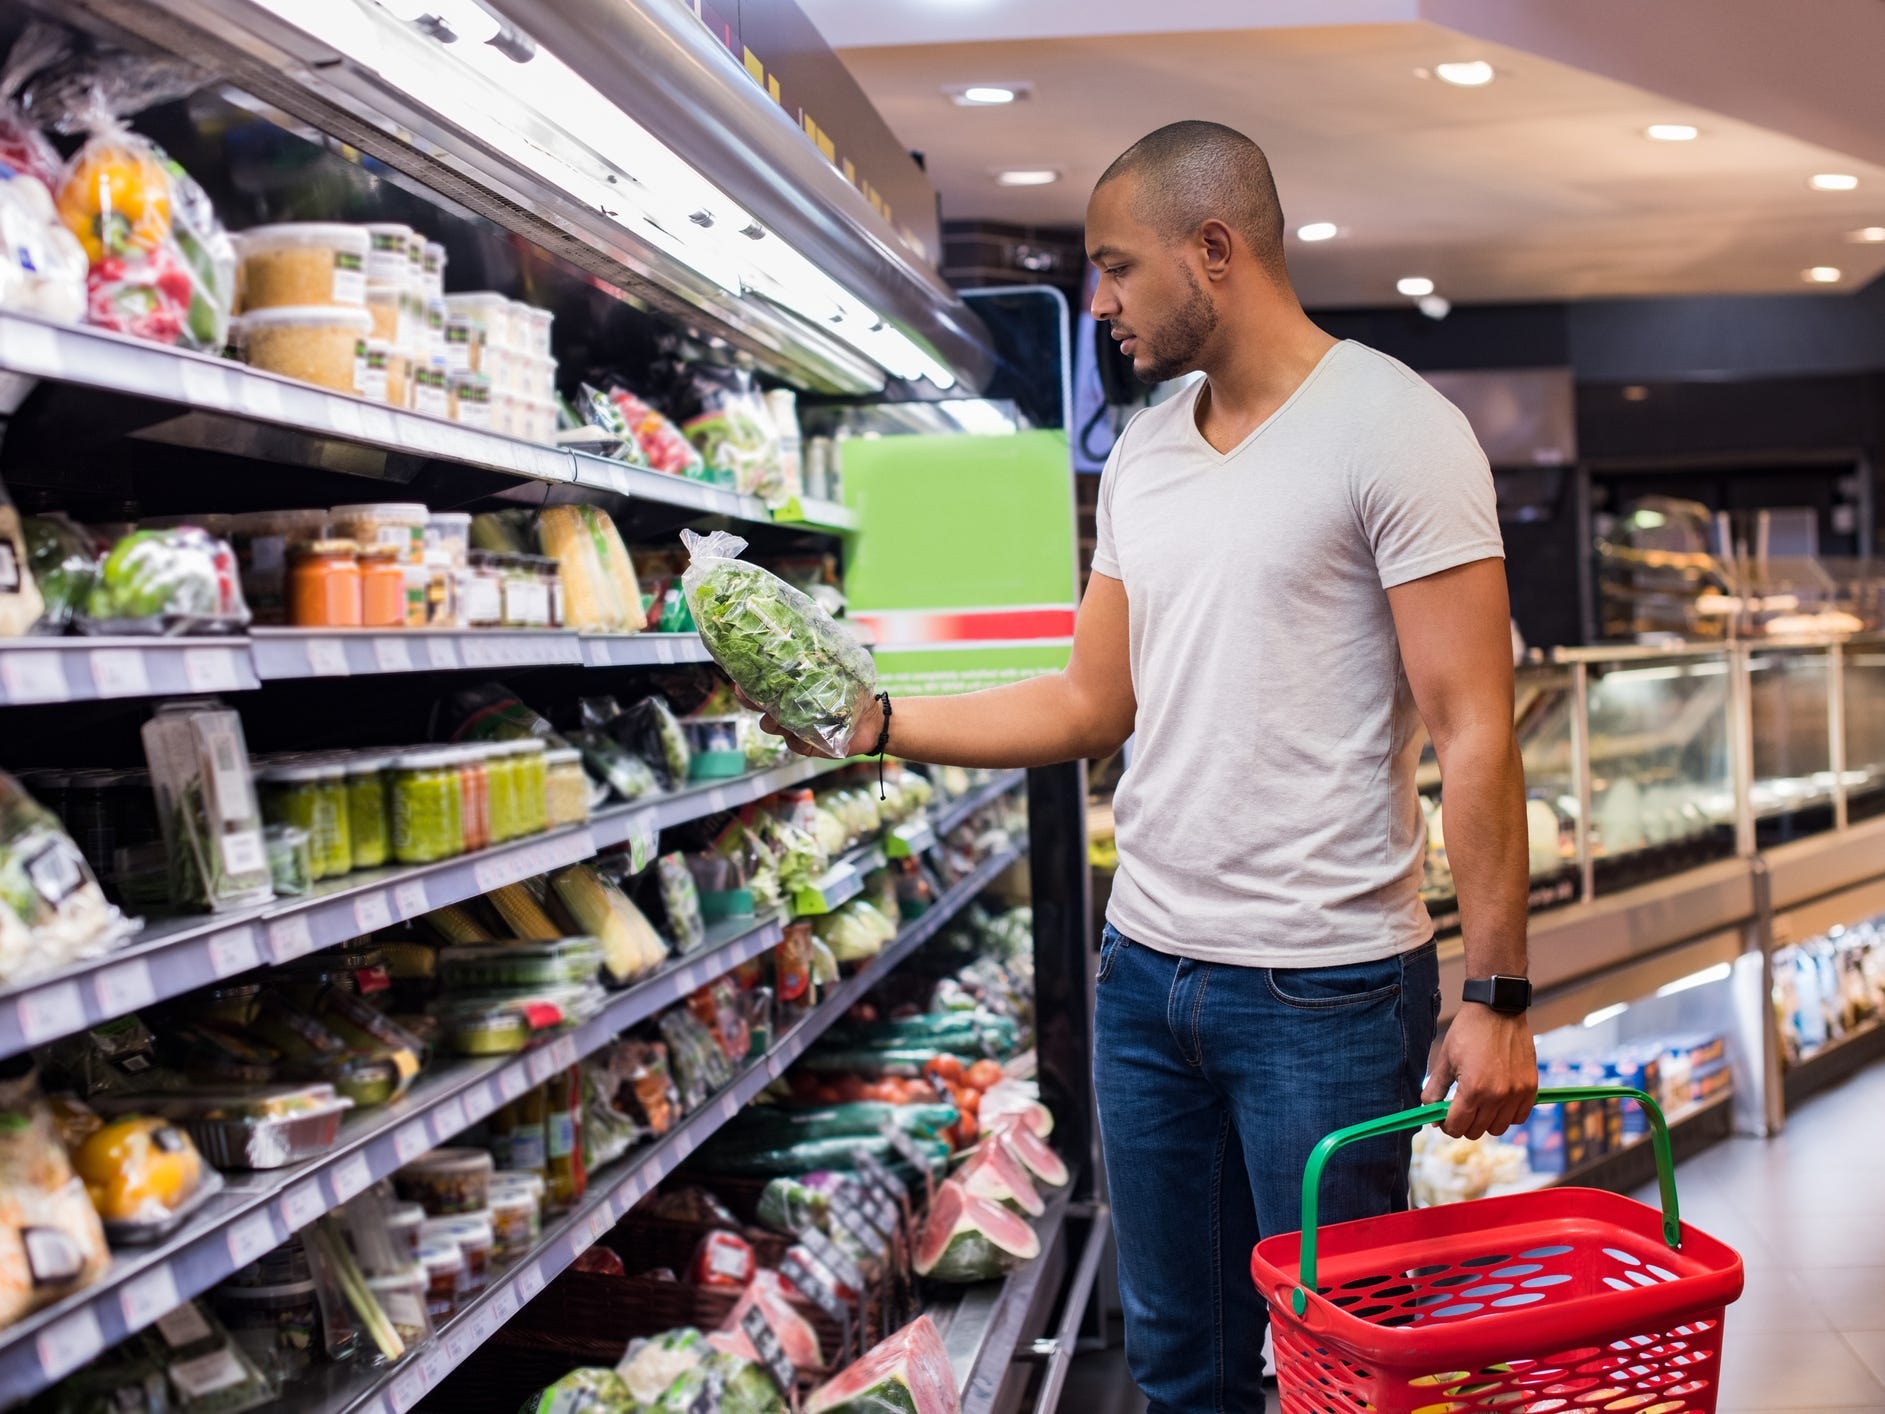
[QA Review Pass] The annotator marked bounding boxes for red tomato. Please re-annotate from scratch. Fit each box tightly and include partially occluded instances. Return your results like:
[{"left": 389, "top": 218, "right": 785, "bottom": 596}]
[
  {"left": 965, "top": 1059, "right": 1004, "bottom": 1092},
  {"left": 925, "top": 1055, "right": 964, "bottom": 1085}
]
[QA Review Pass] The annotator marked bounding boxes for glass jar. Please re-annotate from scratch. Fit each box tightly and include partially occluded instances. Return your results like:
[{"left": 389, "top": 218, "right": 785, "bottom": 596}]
[
  {"left": 259, "top": 762, "right": 346, "bottom": 881},
  {"left": 288, "top": 538, "right": 362, "bottom": 628},
  {"left": 345, "top": 753, "right": 393, "bottom": 870},
  {"left": 359, "top": 544, "right": 405, "bottom": 628},
  {"left": 404, "top": 558, "right": 456, "bottom": 628},
  {"left": 314, "top": 761, "right": 354, "bottom": 879},
  {"left": 391, "top": 750, "right": 463, "bottom": 864},
  {"left": 500, "top": 554, "right": 549, "bottom": 629},
  {"left": 232, "top": 509, "right": 330, "bottom": 626},
  {"left": 534, "top": 555, "right": 564, "bottom": 629},
  {"left": 483, "top": 742, "right": 519, "bottom": 845},
  {"left": 461, "top": 551, "right": 504, "bottom": 628},
  {"left": 451, "top": 746, "right": 490, "bottom": 854},
  {"left": 511, "top": 739, "right": 548, "bottom": 837},
  {"left": 426, "top": 512, "right": 471, "bottom": 570},
  {"left": 543, "top": 748, "right": 588, "bottom": 828}
]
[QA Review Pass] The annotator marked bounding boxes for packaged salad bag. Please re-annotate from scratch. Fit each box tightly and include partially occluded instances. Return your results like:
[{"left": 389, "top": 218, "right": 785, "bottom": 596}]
[{"left": 680, "top": 530, "right": 875, "bottom": 758}]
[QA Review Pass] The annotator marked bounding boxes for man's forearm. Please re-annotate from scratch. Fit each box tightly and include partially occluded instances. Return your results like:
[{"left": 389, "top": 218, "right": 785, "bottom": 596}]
[
  {"left": 877, "top": 672, "right": 1129, "bottom": 770},
  {"left": 1435, "top": 725, "right": 1530, "bottom": 977}
]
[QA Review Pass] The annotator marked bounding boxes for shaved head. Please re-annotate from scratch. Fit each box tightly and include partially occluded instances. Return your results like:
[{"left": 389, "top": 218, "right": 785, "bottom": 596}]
[{"left": 1095, "top": 120, "right": 1287, "bottom": 277}]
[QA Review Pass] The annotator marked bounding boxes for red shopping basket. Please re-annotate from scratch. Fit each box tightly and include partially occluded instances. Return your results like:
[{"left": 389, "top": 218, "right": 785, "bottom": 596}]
[{"left": 1251, "top": 1086, "right": 1744, "bottom": 1413}]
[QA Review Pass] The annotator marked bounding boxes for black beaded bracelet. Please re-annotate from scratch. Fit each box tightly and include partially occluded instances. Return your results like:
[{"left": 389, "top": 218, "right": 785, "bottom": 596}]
[{"left": 871, "top": 691, "right": 893, "bottom": 798}]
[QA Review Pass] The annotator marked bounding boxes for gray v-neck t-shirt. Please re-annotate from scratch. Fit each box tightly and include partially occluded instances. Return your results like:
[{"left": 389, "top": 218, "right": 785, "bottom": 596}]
[{"left": 1091, "top": 339, "right": 1503, "bottom": 967}]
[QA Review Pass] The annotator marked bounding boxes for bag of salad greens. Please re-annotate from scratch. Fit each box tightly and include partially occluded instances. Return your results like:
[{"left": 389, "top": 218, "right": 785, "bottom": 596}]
[{"left": 680, "top": 530, "right": 874, "bottom": 758}]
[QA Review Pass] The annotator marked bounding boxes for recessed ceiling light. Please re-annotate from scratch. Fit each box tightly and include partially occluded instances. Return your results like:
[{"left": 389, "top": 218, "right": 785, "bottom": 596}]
[
  {"left": 1295, "top": 222, "right": 1339, "bottom": 242},
  {"left": 1804, "top": 266, "right": 1843, "bottom": 283},
  {"left": 947, "top": 83, "right": 1029, "bottom": 106},
  {"left": 1847, "top": 226, "right": 1885, "bottom": 243},
  {"left": 1645, "top": 123, "right": 1699, "bottom": 142},
  {"left": 994, "top": 168, "right": 1060, "bottom": 187},
  {"left": 1810, "top": 173, "right": 1860, "bottom": 192},
  {"left": 1433, "top": 60, "right": 1495, "bottom": 87},
  {"left": 1397, "top": 276, "right": 1435, "bottom": 297},
  {"left": 1622, "top": 385, "right": 1650, "bottom": 402}
]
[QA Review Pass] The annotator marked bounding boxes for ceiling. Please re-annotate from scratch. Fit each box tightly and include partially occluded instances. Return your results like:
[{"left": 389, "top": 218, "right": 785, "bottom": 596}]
[{"left": 798, "top": 2, "right": 1885, "bottom": 308}]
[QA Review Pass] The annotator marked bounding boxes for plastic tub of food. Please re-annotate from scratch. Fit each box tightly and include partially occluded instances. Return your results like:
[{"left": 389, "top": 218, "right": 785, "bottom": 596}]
[
  {"left": 411, "top": 361, "right": 449, "bottom": 418},
  {"left": 523, "top": 354, "right": 557, "bottom": 401},
  {"left": 365, "top": 1267, "right": 431, "bottom": 1347},
  {"left": 450, "top": 370, "right": 492, "bottom": 429},
  {"left": 527, "top": 397, "right": 559, "bottom": 444},
  {"left": 237, "top": 223, "right": 368, "bottom": 308},
  {"left": 520, "top": 304, "right": 553, "bottom": 358},
  {"left": 234, "top": 305, "right": 374, "bottom": 392},
  {"left": 396, "top": 1146, "right": 494, "bottom": 1215},
  {"left": 422, "top": 1212, "right": 495, "bottom": 1292},
  {"left": 423, "top": 241, "right": 447, "bottom": 300},
  {"left": 436, "top": 938, "right": 603, "bottom": 989},
  {"left": 387, "top": 347, "right": 413, "bottom": 408},
  {"left": 488, "top": 1183, "right": 538, "bottom": 1262},
  {"left": 98, "top": 1084, "right": 355, "bottom": 1169},
  {"left": 444, "top": 291, "right": 509, "bottom": 344},
  {"left": 443, "top": 310, "right": 485, "bottom": 375},
  {"left": 365, "top": 283, "right": 402, "bottom": 345},
  {"left": 356, "top": 338, "right": 394, "bottom": 403},
  {"left": 331, "top": 503, "right": 428, "bottom": 563},
  {"left": 543, "top": 747, "right": 588, "bottom": 827},
  {"left": 433, "top": 999, "right": 532, "bottom": 1056},
  {"left": 212, "top": 1277, "right": 320, "bottom": 1378},
  {"left": 364, "top": 223, "right": 414, "bottom": 286},
  {"left": 683, "top": 716, "right": 747, "bottom": 781},
  {"left": 418, "top": 1240, "right": 466, "bottom": 1320},
  {"left": 426, "top": 511, "right": 472, "bottom": 568}
]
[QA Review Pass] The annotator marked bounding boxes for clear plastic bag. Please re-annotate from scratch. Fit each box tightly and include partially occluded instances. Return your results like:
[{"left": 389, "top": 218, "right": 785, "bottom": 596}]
[
  {"left": 680, "top": 365, "right": 786, "bottom": 504},
  {"left": 681, "top": 530, "right": 876, "bottom": 757},
  {"left": 0, "top": 770, "right": 137, "bottom": 986},
  {"left": 0, "top": 165, "right": 86, "bottom": 323},
  {"left": 79, "top": 525, "right": 250, "bottom": 635}
]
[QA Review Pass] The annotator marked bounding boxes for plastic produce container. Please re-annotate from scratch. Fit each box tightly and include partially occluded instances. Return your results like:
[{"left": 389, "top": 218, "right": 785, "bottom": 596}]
[
  {"left": 435, "top": 937, "right": 604, "bottom": 989},
  {"left": 396, "top": 1147, "right": 495, "bottom": 1215},
  {"left": 684, "top": 716, "right": 747, "bottom": 781}
]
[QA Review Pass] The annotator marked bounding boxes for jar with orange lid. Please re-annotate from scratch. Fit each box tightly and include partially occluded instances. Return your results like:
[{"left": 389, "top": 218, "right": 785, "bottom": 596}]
[
  {"left": 359, "top": 544, "right": 405, "bottom": 627},
  {"left": 290, "top": 540, "right": 363, "bottom": 627}
]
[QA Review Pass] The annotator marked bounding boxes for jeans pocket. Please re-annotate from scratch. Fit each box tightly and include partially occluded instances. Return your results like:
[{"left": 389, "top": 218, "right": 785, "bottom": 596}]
[
  {"left": 1265, "top": 954, "right": 1402, "bottom": 1011},
  {"left": 1097, "top": 924, "right": 1130, "bottom": 984}
]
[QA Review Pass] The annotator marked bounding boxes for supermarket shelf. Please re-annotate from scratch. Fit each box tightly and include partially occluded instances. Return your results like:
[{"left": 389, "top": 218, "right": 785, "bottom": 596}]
[
  {"left": 1484, "top": 1093, "right": 1737, "bottom": 1202},
  {"left": 933, "top": 770, "right": 1029, "bottom": 838},
  {"left": 1, "top": 314, "right": 571, "bottom": 486},
  {"left": 567, "top": 451, "right": 856, "bottom": 537},
  {"left": 0, "top": 908, "right": 791, "bottom": 1405},
  {"left": 934, "top": 1182, "right": 1075, "bottom": 1414},
  {"left": 0, "top": 637, "right": 257, "bottom": 705},
  {"left": 251, "top": 629, "right": 584, "bottom": 679},
  {"left": 578, "top": 633, "right": 713, "bottom": 669},
  {"left": 1764, "top": 814, "right": 1885, "bottom": 912},
  {"left": 0, "top": 758, "right": 856, "bottom": 1062},
  {"left": 792, "top": 841, "right": 888, "bottom": 918},
  {"left": 886, "top": 819, "right": 938, "bottom": 860},
  {"left": 1783, "top": 1016, "right": 1885, "bottom": 1112},
  {"left": 278, "top": 837, "right": 1029, "bottom": 1414},
  {"left": 1022, "top": 1202, "right": 1112, "bottom": 1414},
  {"left": 771, "top": 496, "right": 859, "bottom": 533}
]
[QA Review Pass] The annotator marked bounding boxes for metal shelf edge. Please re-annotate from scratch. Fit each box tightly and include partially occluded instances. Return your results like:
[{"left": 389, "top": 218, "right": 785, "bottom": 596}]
[{"left": 932, "top": 771, "right": 1028, "bottom": 838}]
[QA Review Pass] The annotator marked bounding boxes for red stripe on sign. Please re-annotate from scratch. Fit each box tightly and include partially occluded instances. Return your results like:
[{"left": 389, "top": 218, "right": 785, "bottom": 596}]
[{"left": 853, "top": 608, "right": 1076, "bottom": 645}]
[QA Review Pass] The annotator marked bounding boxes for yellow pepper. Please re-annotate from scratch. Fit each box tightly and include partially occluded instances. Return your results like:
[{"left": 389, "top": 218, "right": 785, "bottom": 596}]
[{"left": 56, "top": 137, "right": 173, "bottom": 266}]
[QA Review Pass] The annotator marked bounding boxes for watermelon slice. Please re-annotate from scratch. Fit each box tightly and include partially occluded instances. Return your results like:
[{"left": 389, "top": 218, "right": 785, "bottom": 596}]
[
  {"left": 717, "top": 1270, "right": 824, "bottom": 1370},
  {"left": 990, "top": 1117, "right": 1068, "bottom": 1188},
  {"left": 914, "top": 1177, "right": 1040, "bottom": 1283},
  {"left": 806, "top": 1315, "right": 960, "bottom": 1414},
  {"left": 955, "top": 1139, "right": 1044, "bottom": 1217},
  {"left": 980, "top": 1083, "right": 1052, "bottom": 1138}
]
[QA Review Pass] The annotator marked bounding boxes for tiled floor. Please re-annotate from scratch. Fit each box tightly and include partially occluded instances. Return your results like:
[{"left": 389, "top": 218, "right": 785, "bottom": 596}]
[{"left": 1061, "top": 1061, "right": 1885, "bottom": 1412}]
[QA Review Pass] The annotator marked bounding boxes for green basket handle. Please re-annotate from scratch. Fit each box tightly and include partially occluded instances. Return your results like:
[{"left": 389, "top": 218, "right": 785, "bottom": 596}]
[{"left": 1289, "top": 1086, "right": 1681, "bottom": 1317}]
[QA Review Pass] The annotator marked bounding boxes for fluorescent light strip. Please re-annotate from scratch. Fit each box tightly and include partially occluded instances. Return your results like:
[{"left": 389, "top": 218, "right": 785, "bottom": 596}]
[
  {"left": 1655, "top": 963, "right": 1731, "bottom": 998},
  {"left": 1581, "top": 1002, "right": 1629, "bottom": 1028}
]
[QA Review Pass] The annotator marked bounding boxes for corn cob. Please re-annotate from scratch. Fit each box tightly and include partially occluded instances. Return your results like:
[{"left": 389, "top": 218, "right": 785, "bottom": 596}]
[
  {"left": 485, "top": 880, "right": 561, "bottom": 940},
  {"left": 420, "top": 902, "right": 492, "bottom": 945}
]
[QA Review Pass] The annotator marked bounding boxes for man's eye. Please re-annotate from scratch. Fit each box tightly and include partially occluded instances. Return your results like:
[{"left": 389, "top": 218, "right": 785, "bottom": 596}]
[{"left": 1106, "top": 266, "right": 1128, "bottom": 278}]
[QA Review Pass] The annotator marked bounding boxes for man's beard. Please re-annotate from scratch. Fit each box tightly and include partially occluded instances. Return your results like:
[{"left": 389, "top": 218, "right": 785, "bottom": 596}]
[{"left": 1133, "top": 264, "right": 1218, "bottom": 384}]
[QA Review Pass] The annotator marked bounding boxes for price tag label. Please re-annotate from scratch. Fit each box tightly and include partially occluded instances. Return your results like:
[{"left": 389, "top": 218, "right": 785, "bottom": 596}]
[
  {"left": 463, "top": 1080, "right": 496, "bottom": 1123},
  {"left": 498, "top": 1063, "right": 529, "bottom": 1102},
  {"left": 445, "top": 1326, "right": 474, "bottom": 1365},
  {"left": 473, "top": 859, "right": 504, "bottom": 894},
  {"left": 304, "top": 638, "right": 351, "bottom": 677},
  {"left": 183, "top": 646, "right": 242, "bottom": 693},
  {"left": 268, "top": 913, "right": 315, "bottom": 964},
  {"left": 95, "top": 958, "right": 156, "bottom": 1015},
  {"left": 121, "top": 1264, "right": 181, "bottom": 1332},
  {"left": 227, "top": 1210, "right": 277, "bottom": 1269},
  {"left": 427, "top": 635, "right": 461, "bottom": 670},
  {"left": 328, "top": 396, "right": 367, "bottom": 439},
  {"left": 433, "top": 1096, "right": 468, "bottom": 1141},
  {"left": 780, "top": 1249, "right": 849, "bottom": 1324},
  {"left": 208, "top": 925, "right": 261, "bottom": 978},
  {"left": 422, "top": 1347, "right": 452, "bottom": 1388},
  {"left": 179, "top": 356, "right": 232, "bottom": 408},
  {"left": 394, "top": 1122, "right": 430, "bottom": 1164},
  {"left": 550, "top": 1036, "right": 579, "bottom": 1071},
  {"left": 706, "top": 787, "right": 731, "bottom": 814},
  {"left": 490, "top": 1283, "right": 518, "bottom": 1323},
  {"left": 353, "top": 891, "right": 393, "bottom": 934},
  {"left": 373, "top": 636, "right": 414, "bottom": 673},
  {"left": 281, "top": 1180, "right": 325, "bottom": 1231},
  {"left": 18, "top": 982, "right": 85, "bottom": 1045},
  {"left": 471, "top": 1304, "right": 498, "bottom": 1344},
  {"left": 655, "top": 637, "right": 679, "bottom": 665},
  {"left": 797, "top": 1225, "right": 864, "bottom": 1293},
  {"left": 879, "top": 1124, "right": 933, "bottom": 1204},
  {"left": 330, "top": 1151, "right": 373, "bottom": 1204},
  {"left": 9, "top": 318, "right": 63, "bottom": 376},
  {"left": 88, "top": 648, "right": 151, "bottom": 699},
  {"left": 394, "top": 879, "right": 429, "bottom": 919},
  {"left": 2, "top": 651, "right": 66, "bottom": 704},
  {"left": 568, "top": 1225, "right": 593, "bottom": 1258},
  {"left": 36, "top": 1307, "right": 103, "bottom": 1381},
  {"left": 237, "top": 371, "right": 287, "bottom": 421},
  {"left": 390, "top": 1368, "right": 428, "bottom": 1414},
  {"left": 740, "top": 1304, "right": 797, "bottom": 1394},
  {"left": 526, "top": 1048, "right": 557, "bottom": 1085},
  {"left": 518, "top": 1262, "right": 545, "bottom": 1301}
]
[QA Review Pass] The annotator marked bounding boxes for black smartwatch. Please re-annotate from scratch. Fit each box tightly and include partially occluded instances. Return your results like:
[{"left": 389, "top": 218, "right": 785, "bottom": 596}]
[{"left": 1462, "top": 975, "right": 1533, "bottom": 1015}]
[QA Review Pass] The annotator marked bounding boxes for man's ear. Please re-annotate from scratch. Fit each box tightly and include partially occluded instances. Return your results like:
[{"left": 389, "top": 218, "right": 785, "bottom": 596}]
[{"left": 1197, "top": 218, "right": 1236, "bottom": 282}]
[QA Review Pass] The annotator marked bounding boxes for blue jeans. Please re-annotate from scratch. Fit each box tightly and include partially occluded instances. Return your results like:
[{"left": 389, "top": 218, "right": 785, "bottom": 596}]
[{"left": 1093, "top": 924, "right": 1440, "bottom": 1414}]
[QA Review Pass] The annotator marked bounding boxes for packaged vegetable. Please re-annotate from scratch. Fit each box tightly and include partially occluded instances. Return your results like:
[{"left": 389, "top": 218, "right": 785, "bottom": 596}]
[
  {"left": 609, "top": 387, "right": 706, "bottom": 478},
  {"left": 0, "top": 769, "right": 136, "bottom": 985},
  {"left": 142, "top": 702, "right": 272, "bottom": 912},
  {"left": 0, "top": 1058, "right": 110, "bottom": 1329},
  {"left": 619, "top": 1328, "right": 711, "bottom": 1405},
  {"left": 71, "top": 1113, "right": 220, "bottom": 1240},
  {"left": 658, "top": 1008, "right": 734, "bottom": 1109},
  {"left": 651, "top": 1185, "right": 741, "bottom": 1228},
  {"left": 139, "top": 1299, "right": 276, "bottom": 1413},
  {"left": 0, "top": 477, "right": 44, "bottom": 637},
  {"left": 0, "top": 163, "right": 86, "bottom": 322},
  {"left": 549, "top": 862, "right": 669, "bottom": 983},
  {"left": 699, "top": 1350, "right": 790, "bottom": 1414},
  {"left": 682, "top": 530, "right": 876, "bottom": 757},
  {"left": 538, "top": 504, "right": 645, "bottom": 632},
  {"left": 20, "top": 513, "right": 96, "bottom": 633},
  {"left": 82, "top": 525, "right": 249, "bottom": 635},
  {"left": 679, "top": 364, "right": 787, "bottom": 504},
  {"left": 628, "top": 696, "right": 692, "bottom": 789},
  {"left": 570, "top": 728, "right": 659, "bottom": 802},
  {"left": 0, "top": 25, "right": 61, "bottom": 190},
  {"left": 657, "top": 851, "right": 706, "bottom": 953},
  {"left": 807, "top": 1316, "right": 959, "bottom": 1414},
  {"left": 756, "top": 1175, "right": 830, "bottom": 1235},
  {"left": 690, "top": 1229, "right": 756, "bottom": 1288},
  {"left": 524, "top": 1365, "right": 642, "bottom": 1414}
]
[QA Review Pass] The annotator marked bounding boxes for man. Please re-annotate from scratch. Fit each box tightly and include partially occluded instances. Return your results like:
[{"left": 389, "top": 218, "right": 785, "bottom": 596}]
[{"left": 761, "top": 120, "right": 1537, "bottom": 1411}]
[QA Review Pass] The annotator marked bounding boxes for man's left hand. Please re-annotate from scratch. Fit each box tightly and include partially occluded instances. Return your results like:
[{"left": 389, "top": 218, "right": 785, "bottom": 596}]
[{"left": 1421, "top": 1005, "right": 1538, "bottom": 1140}]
